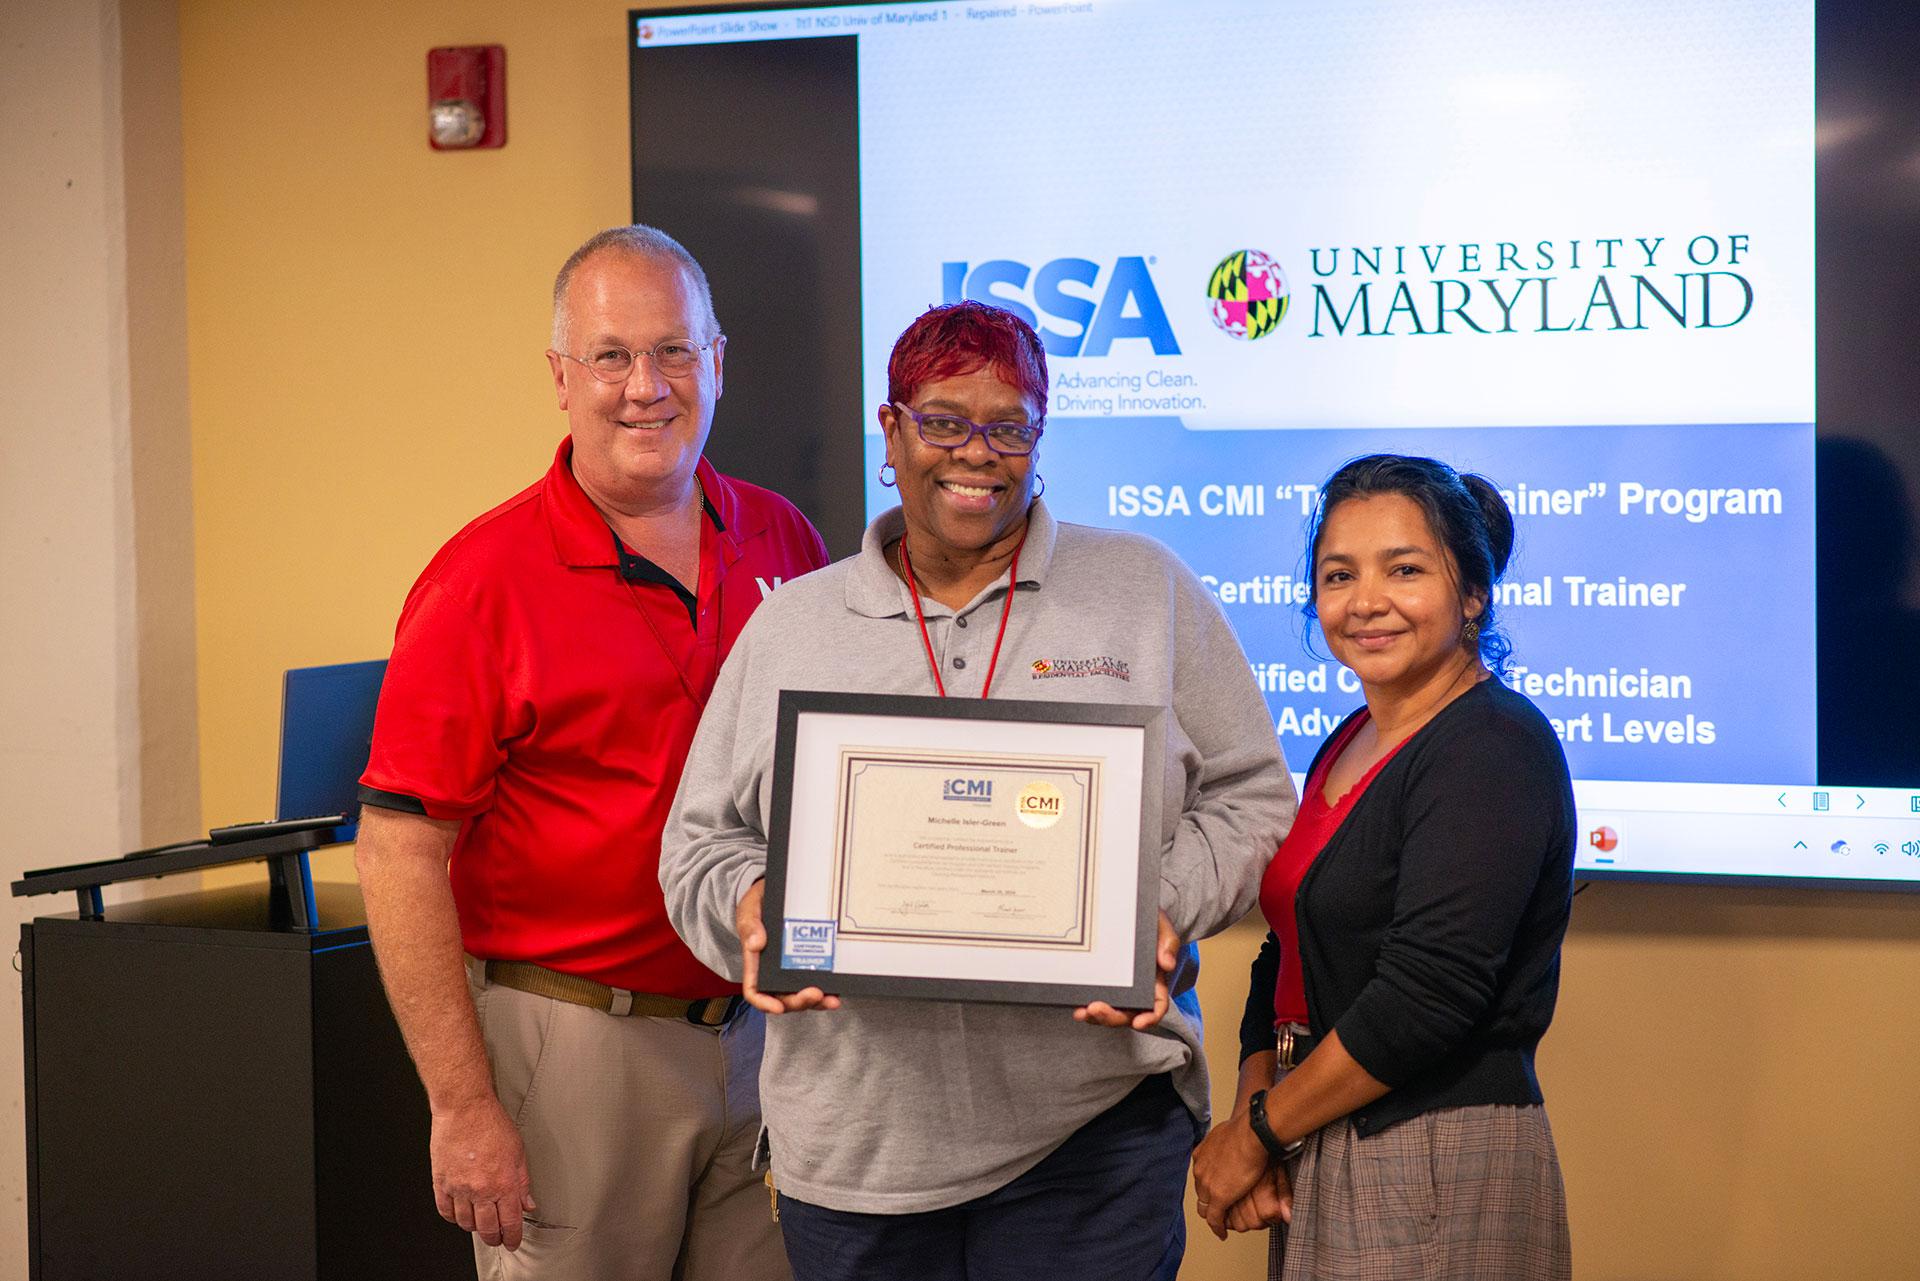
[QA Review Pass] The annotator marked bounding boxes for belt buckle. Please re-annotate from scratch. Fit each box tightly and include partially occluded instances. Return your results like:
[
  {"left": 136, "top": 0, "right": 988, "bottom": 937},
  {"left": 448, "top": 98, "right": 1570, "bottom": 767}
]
[
  {"left": 687, "top": 996, "right": 733, "bottom": 1027},
  {"left": 1278, "top": 1024, "right": 1303, "bottom": 1070}
]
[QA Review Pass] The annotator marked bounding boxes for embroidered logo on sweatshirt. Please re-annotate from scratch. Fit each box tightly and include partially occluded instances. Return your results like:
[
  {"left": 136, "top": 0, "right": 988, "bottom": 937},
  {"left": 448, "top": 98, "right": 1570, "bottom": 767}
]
[{"left": 1030, "top": 656, "right": 1131, "bottom": 682}]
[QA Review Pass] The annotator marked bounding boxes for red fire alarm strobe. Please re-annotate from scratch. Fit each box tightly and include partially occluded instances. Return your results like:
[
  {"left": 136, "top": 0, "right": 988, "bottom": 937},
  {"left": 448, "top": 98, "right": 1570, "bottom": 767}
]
[{"left": 428, "top": 45, "right": 505, "bottom": 150}]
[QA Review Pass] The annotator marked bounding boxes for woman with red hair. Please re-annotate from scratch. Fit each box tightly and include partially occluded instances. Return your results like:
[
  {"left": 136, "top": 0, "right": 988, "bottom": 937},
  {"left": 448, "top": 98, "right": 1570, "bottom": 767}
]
[{"left": 663, "top": 301, "right": 1296, "bottom": 1281}]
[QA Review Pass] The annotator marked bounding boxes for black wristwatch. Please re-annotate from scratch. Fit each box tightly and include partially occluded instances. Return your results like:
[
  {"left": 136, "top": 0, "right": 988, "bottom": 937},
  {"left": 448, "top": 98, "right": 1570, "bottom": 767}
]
[{"left": 1247, "top": 1090, "right": 1306, "bottom": 1160}]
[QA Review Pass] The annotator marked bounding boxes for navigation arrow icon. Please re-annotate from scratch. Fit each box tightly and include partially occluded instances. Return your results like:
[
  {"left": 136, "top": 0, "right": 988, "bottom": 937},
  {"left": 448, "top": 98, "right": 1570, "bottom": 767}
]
[
  {"left": 1793, "top": 840, "right": 1808, "bottom": 849},
  {"left": 1857, "top": 794, "right": 1867, "bottom": 809},
  {"left": 1777, "top": 792, "right": 1787, "bottom": 807}
]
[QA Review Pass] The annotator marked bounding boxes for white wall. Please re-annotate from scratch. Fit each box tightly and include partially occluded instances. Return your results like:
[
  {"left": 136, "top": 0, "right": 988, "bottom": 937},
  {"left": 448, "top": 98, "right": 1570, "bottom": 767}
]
[{"left": 0, "top": 3, "right": 196, "bottom": 1276}]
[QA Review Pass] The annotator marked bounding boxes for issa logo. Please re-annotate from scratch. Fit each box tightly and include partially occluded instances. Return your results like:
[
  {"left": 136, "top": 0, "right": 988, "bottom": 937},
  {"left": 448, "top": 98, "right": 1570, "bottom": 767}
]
[
  {"left": 1207, "top": 249, "right": 1290, "bottom": 340},
  {"left": 941, "top": 257, "right": 1179, "bottom": 357}
]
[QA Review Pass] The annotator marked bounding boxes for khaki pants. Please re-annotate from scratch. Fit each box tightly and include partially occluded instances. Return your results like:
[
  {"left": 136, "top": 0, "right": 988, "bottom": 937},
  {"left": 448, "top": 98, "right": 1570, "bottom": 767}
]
[{"left": 467, "top": 964, "right": 788, "bottom": 1281}]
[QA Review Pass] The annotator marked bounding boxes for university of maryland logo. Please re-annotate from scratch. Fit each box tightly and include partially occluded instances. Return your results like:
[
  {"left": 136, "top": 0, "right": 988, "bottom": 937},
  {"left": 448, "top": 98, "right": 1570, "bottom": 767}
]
[
  {"left": 1207, "top": 249, "right": 1290, "bottom": 340},
  {"left": 1030, "top": 656, "right": 1131, "bottom": 682}
]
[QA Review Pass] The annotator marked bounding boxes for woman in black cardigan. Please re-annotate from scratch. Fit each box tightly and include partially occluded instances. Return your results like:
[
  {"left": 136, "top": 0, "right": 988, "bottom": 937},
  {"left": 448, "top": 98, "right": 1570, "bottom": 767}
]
[{"left": 1192, "top": 455, "right": 1575, "bottom": 1280}]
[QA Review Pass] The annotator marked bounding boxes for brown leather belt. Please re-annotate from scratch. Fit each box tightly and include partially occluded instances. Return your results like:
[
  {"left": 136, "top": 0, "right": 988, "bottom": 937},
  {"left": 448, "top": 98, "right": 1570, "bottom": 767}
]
[{"left": 482, "top": 959, "right": 738, "bottom": 1027}]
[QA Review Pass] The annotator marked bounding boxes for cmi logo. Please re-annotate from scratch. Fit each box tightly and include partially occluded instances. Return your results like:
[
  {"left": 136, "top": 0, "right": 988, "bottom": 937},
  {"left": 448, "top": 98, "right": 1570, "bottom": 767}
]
[
  {"left": 782, "top": 918, "right": 836, "bottom": 971},
  {"left": 941, "top": 257, "right": 1180, "bottom": 357},
  {"left": 942, "top": 778, "right": 994, "bottom": 804},
  {"left": 1207, "top": 249, "right": 1289, "bottom": 340},
  {"left": 1016, "top": 781, "right": 1064, "bottom": 829}
]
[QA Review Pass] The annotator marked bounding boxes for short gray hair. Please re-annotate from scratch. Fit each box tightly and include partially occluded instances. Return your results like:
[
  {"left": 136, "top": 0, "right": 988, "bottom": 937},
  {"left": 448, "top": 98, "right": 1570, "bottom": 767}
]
[{"left": 551, "top": 224, "right": 721, "bottom": 348}]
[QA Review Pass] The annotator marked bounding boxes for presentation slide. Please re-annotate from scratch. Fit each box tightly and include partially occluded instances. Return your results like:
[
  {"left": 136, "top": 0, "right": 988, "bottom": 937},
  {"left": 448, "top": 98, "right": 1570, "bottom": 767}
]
[{"left": 636, "top": 0, "right": 1920, "bottom": 886}]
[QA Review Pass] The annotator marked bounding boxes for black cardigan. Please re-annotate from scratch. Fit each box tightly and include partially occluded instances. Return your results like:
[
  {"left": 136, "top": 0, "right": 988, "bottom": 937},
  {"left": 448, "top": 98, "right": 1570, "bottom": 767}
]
[{"left": 1237, "top": 679, "right": 1575, "bottom": 1138}]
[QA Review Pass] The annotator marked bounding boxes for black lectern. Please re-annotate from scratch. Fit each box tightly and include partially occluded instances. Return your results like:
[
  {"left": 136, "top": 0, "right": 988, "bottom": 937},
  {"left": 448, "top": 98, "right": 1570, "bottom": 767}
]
[{"left": 15, "top": 833, "right": 471, "bottom": 1280}]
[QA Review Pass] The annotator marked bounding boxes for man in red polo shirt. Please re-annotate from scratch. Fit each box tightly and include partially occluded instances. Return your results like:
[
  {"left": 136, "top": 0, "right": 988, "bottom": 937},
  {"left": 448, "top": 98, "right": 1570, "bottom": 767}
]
[{"left": 355, "top": 224, "right": 827, "bottom": 1280}]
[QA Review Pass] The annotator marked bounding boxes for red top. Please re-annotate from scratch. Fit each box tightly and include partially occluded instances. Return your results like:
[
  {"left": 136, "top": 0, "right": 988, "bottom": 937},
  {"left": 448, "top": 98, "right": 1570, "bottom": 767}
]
[
  {"left": 1259, "top": 708, "right": 1408, "bottom": 1027},
  {"left": 361, "top": 437, "right": 829, "bottom": 997}
]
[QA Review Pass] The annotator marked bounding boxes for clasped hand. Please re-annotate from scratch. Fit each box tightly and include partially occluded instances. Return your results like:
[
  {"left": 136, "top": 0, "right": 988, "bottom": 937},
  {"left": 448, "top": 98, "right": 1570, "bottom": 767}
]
[{"left": 1191, "top": 1109, "right": 1293, "bottom": 1239}]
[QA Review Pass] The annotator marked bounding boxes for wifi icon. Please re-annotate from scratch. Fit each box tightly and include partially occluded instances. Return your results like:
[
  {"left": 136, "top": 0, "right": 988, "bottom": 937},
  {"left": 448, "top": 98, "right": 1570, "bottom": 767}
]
[{"left": 1873, "top": 843, "right": 1891, "bottom": 856}]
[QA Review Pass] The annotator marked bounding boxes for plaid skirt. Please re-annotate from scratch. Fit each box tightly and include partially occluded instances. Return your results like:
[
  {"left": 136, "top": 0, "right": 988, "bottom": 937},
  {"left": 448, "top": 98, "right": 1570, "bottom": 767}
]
[{"left": 1267, "top": 1104, "right": 1570, "bottom": 1281}]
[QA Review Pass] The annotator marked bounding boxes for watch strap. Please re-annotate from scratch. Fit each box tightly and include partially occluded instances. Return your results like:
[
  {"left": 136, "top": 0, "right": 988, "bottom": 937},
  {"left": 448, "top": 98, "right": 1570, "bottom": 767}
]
[{"left": 1246, "top": 1089, "right": 1295, "bottom": 1160}]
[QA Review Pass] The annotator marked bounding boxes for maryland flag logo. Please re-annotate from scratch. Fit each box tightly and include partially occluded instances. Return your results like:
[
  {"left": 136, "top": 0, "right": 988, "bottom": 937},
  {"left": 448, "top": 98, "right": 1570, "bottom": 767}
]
[
  {"left": 1031, "top": 659, "right": 1052, "bottom": 674},
  {"left": 1207, "top": 249, "right": 1290, "bottom": 340}
]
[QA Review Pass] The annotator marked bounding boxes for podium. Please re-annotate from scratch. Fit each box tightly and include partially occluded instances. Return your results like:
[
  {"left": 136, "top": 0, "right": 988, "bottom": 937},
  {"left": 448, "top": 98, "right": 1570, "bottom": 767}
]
[{"left": 15, "top": 833, "right": 471, "bottom": 1280}]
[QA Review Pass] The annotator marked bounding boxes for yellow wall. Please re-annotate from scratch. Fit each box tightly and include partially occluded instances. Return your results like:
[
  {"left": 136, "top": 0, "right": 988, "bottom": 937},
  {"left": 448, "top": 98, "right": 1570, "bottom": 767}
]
[
  {"left": 178, "top": 3, "right": 1920, "bottom": 1278},
  {"left": 182, "top": 0, "right": 633, "bottom": 847}
]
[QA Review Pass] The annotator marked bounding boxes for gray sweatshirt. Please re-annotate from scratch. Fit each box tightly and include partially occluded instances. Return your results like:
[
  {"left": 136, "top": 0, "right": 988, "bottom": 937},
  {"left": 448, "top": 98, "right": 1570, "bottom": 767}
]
[{"left": 662, "top": 500, "right": 1296, "bottom": 1213}]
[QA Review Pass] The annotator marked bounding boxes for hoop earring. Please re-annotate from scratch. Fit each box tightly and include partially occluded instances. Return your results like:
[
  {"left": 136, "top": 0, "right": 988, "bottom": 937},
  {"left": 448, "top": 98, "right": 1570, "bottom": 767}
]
[
  {"left": 878, "top": 462, "right": 897, "bottom": 488},
  {"left": 1032, "top": 473, "right": 1046, "bottom": 499},
  {"left": 1461, "top": 616, "right": 1481, "bottom": 648}
]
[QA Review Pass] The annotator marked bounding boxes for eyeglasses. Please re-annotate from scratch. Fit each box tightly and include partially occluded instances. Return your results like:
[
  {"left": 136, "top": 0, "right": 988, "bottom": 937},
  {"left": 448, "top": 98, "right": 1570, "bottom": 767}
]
[
  {"left": 558, "top": 338, "right": 717, "bottom": 382},
  {"left": 892, "top": 403, "right": 1045, "bottom": 456}
]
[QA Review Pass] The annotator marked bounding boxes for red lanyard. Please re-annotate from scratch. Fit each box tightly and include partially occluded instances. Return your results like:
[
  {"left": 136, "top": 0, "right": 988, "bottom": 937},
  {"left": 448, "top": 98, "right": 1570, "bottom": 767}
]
[{"left": 898, "top": 533, "right": 1024, "bottom": 698}]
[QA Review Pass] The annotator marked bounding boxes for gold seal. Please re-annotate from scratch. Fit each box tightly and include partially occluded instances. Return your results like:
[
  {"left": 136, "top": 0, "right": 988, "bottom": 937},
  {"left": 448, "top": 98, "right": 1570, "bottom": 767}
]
[{"left": 1016, "top": 781, "right": 1064, "bottom": 829}]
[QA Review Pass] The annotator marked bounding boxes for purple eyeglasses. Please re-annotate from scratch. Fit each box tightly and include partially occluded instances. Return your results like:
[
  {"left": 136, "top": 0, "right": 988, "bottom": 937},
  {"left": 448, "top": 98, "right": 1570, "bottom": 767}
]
[{"left": 892, "top": 402, "right": 1045, "bottom": 456}]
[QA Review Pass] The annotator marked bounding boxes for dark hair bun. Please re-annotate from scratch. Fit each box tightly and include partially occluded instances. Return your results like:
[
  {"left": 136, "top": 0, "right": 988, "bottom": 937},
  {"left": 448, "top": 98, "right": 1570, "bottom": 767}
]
[{"left": 1461, "top": 473, "right": 1515, "bottom": 578}]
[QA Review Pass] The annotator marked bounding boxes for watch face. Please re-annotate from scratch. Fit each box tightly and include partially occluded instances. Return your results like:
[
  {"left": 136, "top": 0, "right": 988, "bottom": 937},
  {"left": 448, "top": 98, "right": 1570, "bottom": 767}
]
[{"left": 430, "top": 99, "right": 485, "bottom": 148}]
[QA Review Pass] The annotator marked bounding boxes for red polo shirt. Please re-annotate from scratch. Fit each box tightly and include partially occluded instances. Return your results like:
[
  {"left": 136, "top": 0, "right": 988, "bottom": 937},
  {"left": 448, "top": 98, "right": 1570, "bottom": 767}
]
[{"left": 361, "top": 437, "right": 829, "bottom": 997}]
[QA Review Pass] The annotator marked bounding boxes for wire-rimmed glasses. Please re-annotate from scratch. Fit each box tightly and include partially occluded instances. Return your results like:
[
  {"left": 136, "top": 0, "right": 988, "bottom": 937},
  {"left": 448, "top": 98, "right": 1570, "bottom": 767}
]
[{"left": 557, "top": 338, "right": 718, "bottom": 382}]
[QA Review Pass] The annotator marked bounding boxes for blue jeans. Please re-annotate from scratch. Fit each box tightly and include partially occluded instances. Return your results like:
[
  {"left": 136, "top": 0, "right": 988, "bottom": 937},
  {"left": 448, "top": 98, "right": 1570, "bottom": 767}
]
[{"left": 777, "top": 1073, "right": 1198, "bottom": 1281}]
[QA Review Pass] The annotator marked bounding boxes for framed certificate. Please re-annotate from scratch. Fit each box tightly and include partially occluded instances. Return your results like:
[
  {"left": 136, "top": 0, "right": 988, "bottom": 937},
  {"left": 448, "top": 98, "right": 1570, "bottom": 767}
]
[{"left": 761, "top": 691, "right": 1165, "bottom": 1006}]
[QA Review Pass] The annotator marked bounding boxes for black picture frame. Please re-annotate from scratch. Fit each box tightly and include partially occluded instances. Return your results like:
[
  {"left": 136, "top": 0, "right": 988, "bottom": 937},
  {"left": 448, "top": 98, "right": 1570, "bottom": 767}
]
[{"left": 761, "top": 690, "right": 1166, "bottom": 1006}]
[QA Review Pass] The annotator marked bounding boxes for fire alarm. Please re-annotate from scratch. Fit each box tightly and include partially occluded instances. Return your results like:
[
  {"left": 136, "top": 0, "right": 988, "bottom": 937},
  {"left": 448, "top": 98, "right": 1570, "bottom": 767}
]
[{"left": 428, "top": 46, "right": 505, "bottom": 150}]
